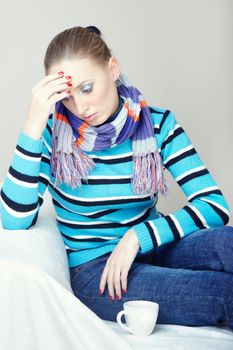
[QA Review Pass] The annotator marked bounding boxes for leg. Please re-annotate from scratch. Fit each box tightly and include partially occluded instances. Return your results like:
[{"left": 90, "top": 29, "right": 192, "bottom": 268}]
[
  {"left": 69, "top": 253, "right": 233, "bottom": 329},
  {"left": 153, "top": 226, "right": 233, "bottom": 273}
]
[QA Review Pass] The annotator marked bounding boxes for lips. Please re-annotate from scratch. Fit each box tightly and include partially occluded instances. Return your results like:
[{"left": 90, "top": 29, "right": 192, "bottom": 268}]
[{"left": 83, "top": 113, "right": 97, "bottom": 119}]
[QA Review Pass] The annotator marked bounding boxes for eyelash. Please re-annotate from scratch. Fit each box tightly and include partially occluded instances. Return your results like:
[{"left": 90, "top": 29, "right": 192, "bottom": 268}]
[{"left": 63, "top": 85, "right": 93, "bottom": 101}]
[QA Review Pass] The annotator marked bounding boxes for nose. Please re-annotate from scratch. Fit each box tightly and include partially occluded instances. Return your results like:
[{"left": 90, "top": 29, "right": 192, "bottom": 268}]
[{"left": 72, "top": 94, "right": 89, "bottom": 117}]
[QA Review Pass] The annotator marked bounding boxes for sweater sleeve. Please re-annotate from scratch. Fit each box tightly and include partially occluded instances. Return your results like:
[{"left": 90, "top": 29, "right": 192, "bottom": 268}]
[
  {"left": 132, "top": 109, "right": 230, "bottom": 254},
  {"left": 0, "top": 115, "right": 53, "bottom": 230}
]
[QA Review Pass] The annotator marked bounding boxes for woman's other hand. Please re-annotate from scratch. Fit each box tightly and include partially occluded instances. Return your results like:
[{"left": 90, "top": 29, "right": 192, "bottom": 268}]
[{"left": 98, "top": 229, "right": 140, "bottom": 300}]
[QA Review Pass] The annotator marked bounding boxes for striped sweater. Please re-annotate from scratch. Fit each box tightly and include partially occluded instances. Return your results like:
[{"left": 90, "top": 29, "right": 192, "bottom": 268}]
[{"left": 0, "top": 105, "right": 230, "bottom": 268}]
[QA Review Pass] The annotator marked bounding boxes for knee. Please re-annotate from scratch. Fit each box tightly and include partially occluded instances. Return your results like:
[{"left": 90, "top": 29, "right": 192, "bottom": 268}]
[
  {"left": 221, "top": 225, "right": 233, "bottom": 234},
  {"left": 213, "top": 225, "right": 233, "bottom": 238},
  {"left": 212, "top": 226, "right": 233, "bottom": 251}
]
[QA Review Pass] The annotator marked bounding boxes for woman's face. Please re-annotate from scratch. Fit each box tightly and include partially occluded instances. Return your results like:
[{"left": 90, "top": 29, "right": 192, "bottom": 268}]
[{"left": 49, "top": 56, "right": 121, "bottom": 126}]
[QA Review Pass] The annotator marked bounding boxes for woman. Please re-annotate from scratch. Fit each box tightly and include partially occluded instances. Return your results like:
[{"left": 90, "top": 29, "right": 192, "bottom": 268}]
[{"left": 1, "top": 25, "right": 232, "bottom": 330}]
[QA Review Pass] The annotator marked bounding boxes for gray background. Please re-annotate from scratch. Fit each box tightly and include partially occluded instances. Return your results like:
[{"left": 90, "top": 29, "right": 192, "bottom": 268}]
[{"left": 0, "top": 0, "right": 232, "bottom": 224}]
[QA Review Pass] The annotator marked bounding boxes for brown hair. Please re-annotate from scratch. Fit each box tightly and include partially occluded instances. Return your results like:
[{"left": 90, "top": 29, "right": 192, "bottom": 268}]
[{"left": 44, "top": 26, "right": 112, "bottom": 74}]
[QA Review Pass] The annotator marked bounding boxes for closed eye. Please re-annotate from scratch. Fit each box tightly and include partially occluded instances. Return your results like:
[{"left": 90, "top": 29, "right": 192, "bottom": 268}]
[
  {"left": 62, "top": 85, "right": 93, "bottom": 102},
  {"left": 82, "top": 85, "right": 93, "bottom": 94}
]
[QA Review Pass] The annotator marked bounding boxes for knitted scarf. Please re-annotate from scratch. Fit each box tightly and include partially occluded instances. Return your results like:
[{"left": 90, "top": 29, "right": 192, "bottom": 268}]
[{"left": 51, "top": 72, "right": 169, "bottom": 198}]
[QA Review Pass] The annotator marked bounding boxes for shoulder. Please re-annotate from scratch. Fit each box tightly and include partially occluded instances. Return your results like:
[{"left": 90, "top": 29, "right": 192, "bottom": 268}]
[
  {"left": 147, "top": 105, "right": 181, "bottom": 150},
  {"left": 148, "top": 105, "right": 177, "bottom": 133}
]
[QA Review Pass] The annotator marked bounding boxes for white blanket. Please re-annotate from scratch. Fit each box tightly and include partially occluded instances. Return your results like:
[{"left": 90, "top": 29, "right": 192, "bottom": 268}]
[
  {"left": 106, "top": 321, "right": 233, "bottom": 350},
  {"left": 0, "top": 219, "right": 132, "bottom": 349},
  {"left": 0, "top": 186, "right": 233, "bottom": 349}
]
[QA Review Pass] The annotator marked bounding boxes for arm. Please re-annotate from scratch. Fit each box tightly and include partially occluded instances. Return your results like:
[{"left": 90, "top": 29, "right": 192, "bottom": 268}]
[
  {"left": 0, "top": 115, "right": 53, "bottom": 230},
  {"left": 132, "top": 109, "right": 230, "bottom": 253}
]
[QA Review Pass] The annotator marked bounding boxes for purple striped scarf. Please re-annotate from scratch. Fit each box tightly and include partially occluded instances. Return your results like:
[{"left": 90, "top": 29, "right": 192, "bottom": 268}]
[{"left": 51, "top": 73, "right": 169, "bottom": 198}]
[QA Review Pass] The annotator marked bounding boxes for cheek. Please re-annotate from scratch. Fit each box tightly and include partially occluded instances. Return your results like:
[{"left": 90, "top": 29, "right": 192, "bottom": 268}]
[
  {"left": 91, "top": 85, "right": 108, "bottom": 108},
  {"left": 93, "top": 83, "right": 114, "bottom": 111}
]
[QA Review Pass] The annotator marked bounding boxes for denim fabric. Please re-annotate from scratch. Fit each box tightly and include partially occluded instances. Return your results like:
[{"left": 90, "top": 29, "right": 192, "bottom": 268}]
[{"left": 69, "top": 226, "right": 233, "bottom": 330}]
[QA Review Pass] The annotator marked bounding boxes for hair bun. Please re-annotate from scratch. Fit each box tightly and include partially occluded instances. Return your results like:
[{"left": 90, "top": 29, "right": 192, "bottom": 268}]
[{"left": 86, "top": 25, "right": 101, "bottom": 36}]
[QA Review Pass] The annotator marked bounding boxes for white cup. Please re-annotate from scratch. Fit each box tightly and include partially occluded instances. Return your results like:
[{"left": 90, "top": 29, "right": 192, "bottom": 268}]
[{"left": 116, "top": 300, "right": 159, "bottom": 336}]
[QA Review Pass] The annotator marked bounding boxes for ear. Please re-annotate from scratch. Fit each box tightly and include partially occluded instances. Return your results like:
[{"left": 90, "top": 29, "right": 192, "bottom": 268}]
[{"left": 108, "top": 56, "right": 120, "bottom": 81}]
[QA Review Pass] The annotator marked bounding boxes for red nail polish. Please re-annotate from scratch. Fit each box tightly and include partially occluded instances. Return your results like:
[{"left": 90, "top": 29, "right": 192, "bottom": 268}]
[
  {"left": 116, "top": 295, "right": 121, "bottom": 300},
  {"left": 122, "top": 289, "right": 126, "bottom": 293},
  {"left": 57, "top": 71, "right": 64, "bottom": 75},
  {"left": 98, "top": 288, "right": 102, "bottom": 295},
  {"left": 66, "top": 90, "right": 71, "bottom": 94},
  {"left": 109, "top": 295, "right": 114, "bottom": 301},
  {"left": 66, "top": 82, "right": 72, "bottom": 87},
  {"left": 65, "top": 75, "right": 72, "bottom": 79}
]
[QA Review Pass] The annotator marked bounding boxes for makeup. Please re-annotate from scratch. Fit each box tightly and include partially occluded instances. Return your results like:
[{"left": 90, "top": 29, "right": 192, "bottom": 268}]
[{"left": 83, "top": 113, "right": 97, "bottom": 122}]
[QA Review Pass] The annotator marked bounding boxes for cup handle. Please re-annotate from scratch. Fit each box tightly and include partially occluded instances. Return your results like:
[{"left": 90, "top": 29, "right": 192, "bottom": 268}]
[{"left": 116, "top": 310, "right": 132, "bottom": 334}]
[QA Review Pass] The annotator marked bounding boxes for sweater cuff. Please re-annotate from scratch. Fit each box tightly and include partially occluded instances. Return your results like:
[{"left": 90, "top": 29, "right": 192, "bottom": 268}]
[
  {"left": 17, "top": 131, "right": 43, "bottom": 154},
  {"left": 132, "top": 222, "right": 154, "bottom": 254}
]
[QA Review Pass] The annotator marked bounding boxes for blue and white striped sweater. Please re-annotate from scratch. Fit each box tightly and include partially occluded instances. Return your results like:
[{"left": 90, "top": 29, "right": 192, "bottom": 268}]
[{"left": 0, "top": 106, "right": 230, "bottom": 268}]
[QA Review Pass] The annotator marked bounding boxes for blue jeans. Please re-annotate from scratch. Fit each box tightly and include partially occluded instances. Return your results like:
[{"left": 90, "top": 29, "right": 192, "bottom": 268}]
[{"left": 69, "top": 225, "right": 233, "bottom": 330}]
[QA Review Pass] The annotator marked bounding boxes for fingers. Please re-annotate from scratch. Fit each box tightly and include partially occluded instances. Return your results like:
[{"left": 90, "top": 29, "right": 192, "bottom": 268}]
[
  {"left": 113, "top": 268, "right": 122, "bottom": 299},
  {"left": 32, "top": 71, "right": 69, "bottom": 91},
  {"left": 120, "top": 270, "right": 128, "bottom": 294},
  {"left": 106, "top": 265, "right": 123, "bottom": 300},
  {"left": 107, "top": 266, "right": 115, "bottom": 300},
  {"left": 98, "top": 229, "right": 139, "bottom": 301},
  {"left": 30, "top": 74, "right": 74, "bottom": 113},
  {"left": 99, "top": 262, "right": 128, "bottom": 301},
  {"left": 50, "top": 88, "right": 72, "bottom": 104},
  {"left": 37, "top": 74, "right": 73, "bottom": 102},
  {"left": 25, "top": 71, "right": 73, "bottom": 131},
  {"left": 99, "top": 265, "right": 109, "bottom": 296}
]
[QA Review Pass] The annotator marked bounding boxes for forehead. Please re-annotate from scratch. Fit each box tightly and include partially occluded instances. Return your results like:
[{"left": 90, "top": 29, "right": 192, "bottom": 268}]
[{"left": 49, "top": 57, "right": 105, "bottom": 80}]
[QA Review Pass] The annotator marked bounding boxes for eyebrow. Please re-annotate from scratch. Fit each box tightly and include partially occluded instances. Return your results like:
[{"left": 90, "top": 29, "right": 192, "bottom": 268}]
[{"left": 75, "top": 80, "right": 93, "bottom": 89}]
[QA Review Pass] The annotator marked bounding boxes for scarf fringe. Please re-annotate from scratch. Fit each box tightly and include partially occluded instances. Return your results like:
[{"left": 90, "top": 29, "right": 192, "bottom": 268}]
[
  {"left": 132, "top": 150, "right": 169, "bottom": 198},
  {"left": 51, "top": 137, "right": 95, "bottom": 189}
]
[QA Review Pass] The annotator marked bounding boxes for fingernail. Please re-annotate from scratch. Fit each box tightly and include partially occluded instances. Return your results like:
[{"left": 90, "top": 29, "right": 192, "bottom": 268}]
[
  {"left": 66, "top": 90, "right": 71, "bottom": 94},
  {"left": 57, "top": 71, "right": 64, "bottom": 75},
  {"left": 109, "top": 295, "right": 114, "bottom": 301},
  {"left": 122, "top": 289, "right": 126, "bottom": 293},
  {"left": 65, "top": 75, "right": 72, "bottom": 79},
  {"left": 116, "top": 295, "right": 121, "bottom": 300},
  {"left": 98, "top": 288, "right": 102, "bottom": 295},
  {"left": 66, "top": 82, "right": 72, "bottom": 87}
]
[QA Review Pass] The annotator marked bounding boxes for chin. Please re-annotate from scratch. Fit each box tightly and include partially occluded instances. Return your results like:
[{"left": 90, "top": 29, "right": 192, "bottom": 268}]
[
  {"left": 91, "top": 116, "right": 107, "bottom": 126},
  {"left": 90, "top": 120, "right": 102, "bottom": 126}
]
